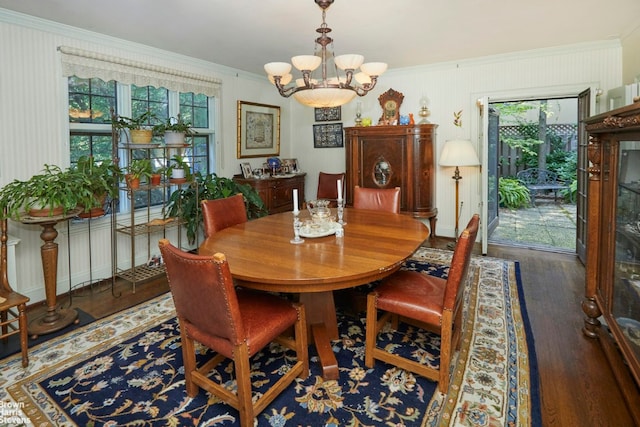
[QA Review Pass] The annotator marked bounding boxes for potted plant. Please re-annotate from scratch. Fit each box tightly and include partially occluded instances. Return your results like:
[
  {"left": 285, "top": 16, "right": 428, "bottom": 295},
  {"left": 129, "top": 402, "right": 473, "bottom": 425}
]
[
  {"left": 112, "top": 111, "right": 157, "bottom": 144},
  {"left": 167, "top": 154, "right": 192, "bottom": 182},
  {"left": 0, "top": 164, "right": 83, "bottom": 220},
  {"left": 153, "top": 114, "right": 196, "bottom": 146},
  {"left": 125, "top": 158, "right": 153, "bottom": 189},
  {"left": 165, "top": 172, "right": 268, "bottom": 244},
  {"left": 72, "top": 155, "right": 122, "bottom": 217}
]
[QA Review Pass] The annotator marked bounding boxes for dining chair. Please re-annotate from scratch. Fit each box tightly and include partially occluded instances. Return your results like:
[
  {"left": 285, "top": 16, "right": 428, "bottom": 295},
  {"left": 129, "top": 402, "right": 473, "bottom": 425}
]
[
  {"left": 158, "top": 239, "right": 308, "bottom": 426},
  {"left": 0, "top": 213, "right": 30, "bottom": 367},
  {"left": 317, "top": 172, "right": 345, "bottom": 207},
  {"left": 201, "top": 193, "right": 247, "bottom": 238},
  {"left": 365, "top": 213, "right": 479, "bottom": 392},
  {"left": 353, "top": 185, "right": 401, "bottom": 213}
]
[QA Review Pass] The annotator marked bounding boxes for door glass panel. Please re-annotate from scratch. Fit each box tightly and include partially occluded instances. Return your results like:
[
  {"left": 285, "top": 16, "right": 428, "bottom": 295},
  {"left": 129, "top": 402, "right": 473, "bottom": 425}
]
[{"left": 614, "top": 140, "right": 640, "bottom": 361}]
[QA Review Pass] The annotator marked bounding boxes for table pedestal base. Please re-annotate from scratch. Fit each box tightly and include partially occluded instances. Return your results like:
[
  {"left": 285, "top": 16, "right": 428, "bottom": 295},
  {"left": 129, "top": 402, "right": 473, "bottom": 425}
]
[
  {"left": 300, "top": 291, "right": 340, "bottom": 380},
  {"left": 29, "top": 307, "right": 78, "bottom": 339}
]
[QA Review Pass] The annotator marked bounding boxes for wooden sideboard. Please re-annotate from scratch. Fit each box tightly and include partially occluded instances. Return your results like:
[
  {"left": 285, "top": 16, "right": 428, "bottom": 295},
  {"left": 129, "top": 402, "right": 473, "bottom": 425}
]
[
  {"left": 344, "top": 124, "right": 438, "bottom": 235},
  {"left": 233, "top": 174, "right": 306, "bottom": 214}
]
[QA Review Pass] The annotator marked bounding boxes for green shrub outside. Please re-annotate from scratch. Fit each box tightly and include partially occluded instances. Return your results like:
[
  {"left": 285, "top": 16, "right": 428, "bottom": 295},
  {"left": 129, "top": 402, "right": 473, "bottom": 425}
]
[{"left": 499, "top": 177, "right": 531, "bottom": 209}]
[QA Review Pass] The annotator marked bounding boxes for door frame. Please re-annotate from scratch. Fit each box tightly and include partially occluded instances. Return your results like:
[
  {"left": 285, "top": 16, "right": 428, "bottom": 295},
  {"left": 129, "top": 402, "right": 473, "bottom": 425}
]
[{"left": 471, "top": 83, "right": 600, "bottom": 254}]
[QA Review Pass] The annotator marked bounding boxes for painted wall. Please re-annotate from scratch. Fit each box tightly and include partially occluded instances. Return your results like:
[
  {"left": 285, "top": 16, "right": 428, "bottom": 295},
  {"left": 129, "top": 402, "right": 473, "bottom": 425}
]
[
  {"left": 0, "top": 8, "right": 624, "bottom": 303},
  {"left": 622, "top": 25, "right": 640, "bottom": 84}
]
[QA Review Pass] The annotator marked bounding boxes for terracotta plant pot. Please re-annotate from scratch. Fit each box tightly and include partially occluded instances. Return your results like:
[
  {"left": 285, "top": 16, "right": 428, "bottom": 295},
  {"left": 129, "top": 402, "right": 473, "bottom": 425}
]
[
  {"left": 150, "top": 174, "right": 162, "bottom": 186},
  {"left": 125, "top": 174, "right": 140, "bottom": 189}
]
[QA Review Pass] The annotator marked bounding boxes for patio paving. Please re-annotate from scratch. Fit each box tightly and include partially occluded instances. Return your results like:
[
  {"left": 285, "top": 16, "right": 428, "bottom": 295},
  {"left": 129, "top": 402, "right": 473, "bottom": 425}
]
[{"left": 489, "top": 195, "right": 577, "bottom": 252}]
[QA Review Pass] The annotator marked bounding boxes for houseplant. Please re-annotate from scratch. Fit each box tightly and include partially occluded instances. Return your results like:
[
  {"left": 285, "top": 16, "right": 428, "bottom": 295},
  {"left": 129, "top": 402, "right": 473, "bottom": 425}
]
[
  {"left": 112, "top": 111, "right": 157, "bottom": 144},
  {"left": 153, "top": 115, "right": 196, "bottom": 146},
  {"left": 167, "top": 154, "right": 192, "bottom": 182},
  {"left": 0, "top": 164, "right": 83, "bottom": 220},
  {"left": 165, "top": 172, "right": 268, "bottom": 244},
  {"left": 125, "top": 158, "right": 153, "bottom": 189},
  {"left": 72, "top": 155, "right": 122, "bottom": 217}
]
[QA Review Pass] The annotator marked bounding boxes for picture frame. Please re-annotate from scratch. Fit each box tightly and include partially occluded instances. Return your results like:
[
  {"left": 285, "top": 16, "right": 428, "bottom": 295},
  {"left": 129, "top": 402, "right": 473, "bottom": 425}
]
[
  {"left": 313, "top": 123, "right": 344, "bottom": 148},
  {"left": 240, "top": 162, "right": 252, "bottom": 178},
  {"left": 281, "top": 158, "right": 299, "bottom": 173},
  {"left": 314, "top": 106, "right": 341, "bottom": 122},
  {"left": 237, "top": 101, "right": 281, "bottom": 158}
]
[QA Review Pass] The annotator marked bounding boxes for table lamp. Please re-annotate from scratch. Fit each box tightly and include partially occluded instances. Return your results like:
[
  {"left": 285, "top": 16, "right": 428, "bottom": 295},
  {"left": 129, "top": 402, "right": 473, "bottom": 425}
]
[{"left": 439, "top": 139, "right": 480, "bottom": 241}]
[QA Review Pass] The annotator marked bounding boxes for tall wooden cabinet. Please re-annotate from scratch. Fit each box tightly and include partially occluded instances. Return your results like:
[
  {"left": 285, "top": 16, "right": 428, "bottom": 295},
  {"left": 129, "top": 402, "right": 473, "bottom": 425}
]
[
  {"left": 344, "top": 124, "right": 438, "bottom": 234},
  {"left": 583, "top": 101, "right": 640, "bottom": 423}
]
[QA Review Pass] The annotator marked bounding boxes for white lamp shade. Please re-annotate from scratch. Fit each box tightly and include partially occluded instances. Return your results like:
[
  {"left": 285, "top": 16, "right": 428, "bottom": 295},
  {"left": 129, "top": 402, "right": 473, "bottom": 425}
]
[
  {"left": 334, "top": 54, "right": 364, "bottom": 70},
  {"left": 439, "top": 139, "right": 480, "bottom": 167},
  {"left": 268, "top": 73, "right": 292, "bottom": 85},
  {"left": 360, "top": 62, "right": 388, "bottom": 76},
  {"left": 264, "top": 62, "right": 292, "bottom": 76},
  {"left": 292, "top": 87, "right": 357, "bottom": 108},
  {"left": 354, "top": 72, "right": 371, "bottom": 85},
  {"left": 291, "top": 55, "right": 322, "bottom": 71}
]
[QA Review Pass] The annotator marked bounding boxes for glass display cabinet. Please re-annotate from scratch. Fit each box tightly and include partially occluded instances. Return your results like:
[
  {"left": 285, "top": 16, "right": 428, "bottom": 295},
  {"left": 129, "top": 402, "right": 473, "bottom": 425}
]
[{"left": 583, "top": 101, "right": 640, "bottom": 423}]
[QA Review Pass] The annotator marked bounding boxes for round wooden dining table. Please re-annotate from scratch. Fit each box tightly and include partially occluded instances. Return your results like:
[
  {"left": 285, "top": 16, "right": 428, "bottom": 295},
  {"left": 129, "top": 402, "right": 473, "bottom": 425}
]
[{"left": 198, "top": 208, "right": 429, "bottom": 379}]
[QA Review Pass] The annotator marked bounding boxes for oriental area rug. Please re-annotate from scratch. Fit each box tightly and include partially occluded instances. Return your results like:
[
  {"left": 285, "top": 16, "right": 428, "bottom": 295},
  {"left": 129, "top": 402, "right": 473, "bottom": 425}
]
[{"left": 0, "top": 248, "right": 540, "bottom": 426}]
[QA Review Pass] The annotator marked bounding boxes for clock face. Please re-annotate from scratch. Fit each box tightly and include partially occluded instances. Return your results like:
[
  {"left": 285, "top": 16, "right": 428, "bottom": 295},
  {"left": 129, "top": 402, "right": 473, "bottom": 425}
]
[{"left": 384, "top": 100, "right": 397, "bottom": 118}]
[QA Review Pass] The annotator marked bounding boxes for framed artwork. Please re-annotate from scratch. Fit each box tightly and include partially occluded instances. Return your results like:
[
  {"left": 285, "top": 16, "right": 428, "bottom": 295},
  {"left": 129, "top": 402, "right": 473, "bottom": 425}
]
[
  {"left": 314, "top": 106, "right": 341, "bottom": 122},
  {"left": 313, "top": 123, "right": 344, "bottom": 148},
  {"left": 237, "top": 101, "right": 281, "bottom": 158},
  {"left": 240, "top": 162, "right": 252, "bottom": 178},
  {"left": 281, "top": 158, "right": 299, "bottom": 173}
]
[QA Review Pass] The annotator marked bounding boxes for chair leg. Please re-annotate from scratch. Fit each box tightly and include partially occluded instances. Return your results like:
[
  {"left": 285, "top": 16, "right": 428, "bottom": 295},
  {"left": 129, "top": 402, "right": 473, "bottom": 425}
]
[
  {"left": 438, "top": 312, "right": 453, "bottom": 393},
  {"left": 178, "top": 319, "right": 199, "bottom": 397},
  {"left": 234, "top": 343, "right": 255, "bottom": 427},
  {"left": 294, "top": 304, "right": 309, "bottom": 378},
  {"left": 18, "top": 303, "right": 28, "bottom": 367},
  {"left": 365, "top": 294, "right": 378, "bottom": 368}
]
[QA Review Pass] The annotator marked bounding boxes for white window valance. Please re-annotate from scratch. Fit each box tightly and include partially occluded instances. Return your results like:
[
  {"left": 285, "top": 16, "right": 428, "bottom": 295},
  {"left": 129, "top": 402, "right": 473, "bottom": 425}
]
[{"left": 58, "top": 46, "right": 221, "bottom": 97}]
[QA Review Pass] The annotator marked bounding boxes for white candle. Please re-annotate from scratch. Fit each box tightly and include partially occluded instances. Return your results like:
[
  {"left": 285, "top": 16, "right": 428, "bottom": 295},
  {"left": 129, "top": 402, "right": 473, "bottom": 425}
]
[
  {"left": 337, "top": 179, "right": 343, "bottom": 200},
  {"left": 293, "top": 189, "right": 299, "bottom": 213}
]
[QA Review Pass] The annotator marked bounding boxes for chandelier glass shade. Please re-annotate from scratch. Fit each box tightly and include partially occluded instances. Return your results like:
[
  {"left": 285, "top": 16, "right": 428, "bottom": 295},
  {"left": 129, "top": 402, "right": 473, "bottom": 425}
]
[{"left": 264, "top": 0, "right": 387, "bottom": 108}]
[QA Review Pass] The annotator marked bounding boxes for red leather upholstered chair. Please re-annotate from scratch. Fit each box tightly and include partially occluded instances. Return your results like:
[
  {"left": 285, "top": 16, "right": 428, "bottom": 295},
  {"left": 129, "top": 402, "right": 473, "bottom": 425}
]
[
  {"left": 201, "top": 193, "right": 248, "bottom": 239},
  {"left": 159, "top": 239, "right": 308, "bottom": 427},
  {"left": 353, "top": 185, "right": 401, "bottom": 214},
  {"left": 365, "top": 214, "right": 479, "bottom": 392},
  {"left": 317, "top": 172, "right": 345, "bottom": 208},
  {"left": 0, "top": 214, "right": 30, "bottom": 367}
]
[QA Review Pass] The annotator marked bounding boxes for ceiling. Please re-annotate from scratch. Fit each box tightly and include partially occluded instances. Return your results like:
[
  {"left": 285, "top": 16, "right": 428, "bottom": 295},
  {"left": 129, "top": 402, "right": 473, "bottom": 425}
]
[{"left": 1, "top": 0, "right": 639, "bottom": 76}]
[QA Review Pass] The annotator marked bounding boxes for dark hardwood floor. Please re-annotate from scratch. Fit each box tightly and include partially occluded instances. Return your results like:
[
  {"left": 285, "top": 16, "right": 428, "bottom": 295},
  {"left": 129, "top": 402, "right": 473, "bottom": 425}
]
[{"left": 25, "top": 237, "right": 637, "bottom": 426}]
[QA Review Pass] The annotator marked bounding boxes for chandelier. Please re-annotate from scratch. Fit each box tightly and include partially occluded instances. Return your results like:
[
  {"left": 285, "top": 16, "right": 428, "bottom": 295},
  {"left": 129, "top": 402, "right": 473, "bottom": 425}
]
[{"left": 264, "top": 0, "right": 387, "bottom": 108}]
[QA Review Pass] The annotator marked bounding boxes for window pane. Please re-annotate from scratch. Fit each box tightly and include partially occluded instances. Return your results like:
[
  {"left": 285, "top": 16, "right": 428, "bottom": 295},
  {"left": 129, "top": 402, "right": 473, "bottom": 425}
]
[
  {"left": 68, "top": 77, "right": 116, "bottom": 124},
  {"left": 70, "top": 133, "right": 112, "bottom": 166},
  {"left": 179, "top": 92, "right": 209, "bottom": 128}
]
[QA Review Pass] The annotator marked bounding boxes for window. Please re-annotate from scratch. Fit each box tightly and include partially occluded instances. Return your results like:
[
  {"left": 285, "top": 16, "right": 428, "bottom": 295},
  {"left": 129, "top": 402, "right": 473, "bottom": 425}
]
[{"left": 68, "top": 77, "right": 215, "bottom": 212}]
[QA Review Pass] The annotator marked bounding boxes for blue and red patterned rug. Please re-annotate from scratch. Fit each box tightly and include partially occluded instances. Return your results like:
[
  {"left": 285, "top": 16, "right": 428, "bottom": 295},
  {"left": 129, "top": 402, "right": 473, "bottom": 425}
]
[{"left": 1, "top": 248, "right": 540, "bottom": 426}]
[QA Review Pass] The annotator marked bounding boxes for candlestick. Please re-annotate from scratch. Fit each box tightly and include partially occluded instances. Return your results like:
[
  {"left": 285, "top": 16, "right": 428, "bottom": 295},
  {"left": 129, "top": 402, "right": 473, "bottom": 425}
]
[
  {"left": 337, "top": 198, "right": 346, "bottom": 226},
  {"left": 293, "top": 188, "right": 299, "bottom": 213},
  {"left": 337, "top": 180, "right": 342, "bottom": 201},
  {"left": 290, "top": 211, "right": 304, "bottom": 244}
]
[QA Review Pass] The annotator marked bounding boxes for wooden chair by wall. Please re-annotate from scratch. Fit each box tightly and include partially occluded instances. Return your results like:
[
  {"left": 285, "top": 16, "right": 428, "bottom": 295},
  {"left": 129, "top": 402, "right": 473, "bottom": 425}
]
[
  {"left": 365, "top": 214, "right": 479, "bottom": 392},
  {"left": 353, "top": 185, "right": 401, "bottom": 213},
  {"left": 201, "top": 193, "right": 248, "bottom": 239},
  {"left": 0, "top": 214, "right": 30, "bottom": 367},
  {"left": 158, "top": 239, "right": 308, "bottom": 426},
  {"left": 317, "top": 172, "right": 345, "bottom": 208}
]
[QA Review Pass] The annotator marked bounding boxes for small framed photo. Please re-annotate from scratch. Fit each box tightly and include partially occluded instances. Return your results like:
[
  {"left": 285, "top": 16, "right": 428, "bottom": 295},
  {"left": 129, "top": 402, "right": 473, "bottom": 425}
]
[
  {"left": 240, "top": 162, "right": 252, "bottom": 178},
  {"left": 313, "top": 123, "right": 344, "bottom": 148},
  {"left": 281, "top": 158, "right": 299, "bottom": 173},
  {"left": 314, "top": 106, "right": 341, "bottom": 122}
]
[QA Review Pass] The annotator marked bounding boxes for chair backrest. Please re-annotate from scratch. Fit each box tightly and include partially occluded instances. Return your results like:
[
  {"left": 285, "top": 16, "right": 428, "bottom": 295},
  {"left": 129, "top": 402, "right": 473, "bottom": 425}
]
[
  {"left": 443, "top": 214, "right": 480, "bottom": 311},
  {"left": 159, "top": 239, "right": 245, "bottom": 351},
  {"left": 317, "top": 172, "right": 345, "bottom": 201},
  {"left": 201, "top": 193, "right": 248, "bottom": 238},
  {"left": 353, "top": 185, "right": 401, "bottom": 214}
]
